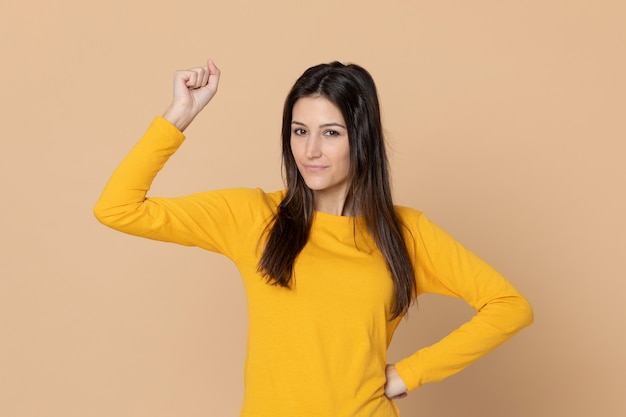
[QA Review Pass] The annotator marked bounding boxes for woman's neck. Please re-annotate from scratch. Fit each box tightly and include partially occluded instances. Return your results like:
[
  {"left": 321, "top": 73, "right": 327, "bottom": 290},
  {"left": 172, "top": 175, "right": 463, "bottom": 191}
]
[{"left": 313, "top": 192, "right": 355, "bottom": 216}]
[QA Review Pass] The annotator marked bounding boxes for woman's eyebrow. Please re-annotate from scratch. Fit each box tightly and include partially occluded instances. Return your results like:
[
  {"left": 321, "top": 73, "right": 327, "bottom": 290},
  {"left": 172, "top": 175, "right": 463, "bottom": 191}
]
[
  {"left": 320, "top": 122, "right": 346, "bottom": 129},
  {"left": 291, "top": 120, "right": 346, "bottom": 129}
]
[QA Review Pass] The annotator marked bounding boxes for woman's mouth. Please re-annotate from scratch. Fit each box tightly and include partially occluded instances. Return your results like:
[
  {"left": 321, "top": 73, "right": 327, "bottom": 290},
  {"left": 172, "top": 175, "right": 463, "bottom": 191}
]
[{"left": 303, "top": 164, "right": 328, "bottom": 172}]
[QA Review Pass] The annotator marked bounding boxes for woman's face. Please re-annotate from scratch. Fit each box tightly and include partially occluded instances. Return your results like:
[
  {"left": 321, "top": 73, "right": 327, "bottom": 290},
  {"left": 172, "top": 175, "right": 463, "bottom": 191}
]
[{"left": 290, "top": 96, "right": 351, "bottom": 212}]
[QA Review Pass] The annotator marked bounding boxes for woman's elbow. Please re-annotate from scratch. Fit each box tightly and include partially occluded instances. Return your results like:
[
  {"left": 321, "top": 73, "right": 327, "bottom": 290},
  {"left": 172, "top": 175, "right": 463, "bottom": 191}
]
[
  {"left": 93, "top": 199, "right": 105, "bottom": 219},
  {"left": 511, "top": 296, "right": 534, "bottom": 333},
  {"left": 93, "top": 199, "right": 122, "bottom": 228}
]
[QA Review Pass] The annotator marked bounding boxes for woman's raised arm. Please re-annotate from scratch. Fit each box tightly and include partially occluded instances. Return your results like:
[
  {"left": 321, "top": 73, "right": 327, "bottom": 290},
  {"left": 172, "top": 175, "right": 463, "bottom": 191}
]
[{"left": 93, "top": 59, "right": 228, "bottom": 248}]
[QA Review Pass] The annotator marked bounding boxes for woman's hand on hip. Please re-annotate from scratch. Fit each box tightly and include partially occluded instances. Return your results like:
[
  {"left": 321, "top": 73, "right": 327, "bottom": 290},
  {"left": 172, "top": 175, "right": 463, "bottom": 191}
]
[
  {"left": 384, "top": 364, "right": 408, "bottom": 400},
  {"left": 163, "top": 58, "right": 221, "bottom": 132}
]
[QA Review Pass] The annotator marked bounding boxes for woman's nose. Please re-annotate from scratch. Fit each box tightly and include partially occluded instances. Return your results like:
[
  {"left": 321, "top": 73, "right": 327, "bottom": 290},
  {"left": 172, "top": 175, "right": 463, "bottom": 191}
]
[{"left": 305, "top": 136, "right": 322, "bottom": 158}]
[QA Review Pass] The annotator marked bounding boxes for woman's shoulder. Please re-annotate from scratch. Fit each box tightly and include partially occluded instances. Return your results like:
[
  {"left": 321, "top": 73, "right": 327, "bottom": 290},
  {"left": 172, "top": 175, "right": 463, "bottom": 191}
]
[
  {"left": 255, "top": 188, "right": 285, "bottom": 211},
  {"left": 394, "top": 205, "right": 424, "bottom": 224},
  {"left": 394, "top": 205, "right": 441, "bottom": 239}
]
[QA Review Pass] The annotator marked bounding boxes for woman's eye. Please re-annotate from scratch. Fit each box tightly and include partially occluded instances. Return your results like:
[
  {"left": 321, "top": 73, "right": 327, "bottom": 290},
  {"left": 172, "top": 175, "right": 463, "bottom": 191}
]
[
  {"left": 324, "top": 130, "right": 340, "bottom": 136},
  {"left": 293, "top": 128, "right": 307, "bottom": 136}
]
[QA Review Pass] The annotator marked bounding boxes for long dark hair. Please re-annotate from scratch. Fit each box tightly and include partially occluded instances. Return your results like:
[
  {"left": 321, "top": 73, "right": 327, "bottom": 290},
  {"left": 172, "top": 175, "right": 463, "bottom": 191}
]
[{"left": 258, "top": 62, "right": 416, "bottom": 319}]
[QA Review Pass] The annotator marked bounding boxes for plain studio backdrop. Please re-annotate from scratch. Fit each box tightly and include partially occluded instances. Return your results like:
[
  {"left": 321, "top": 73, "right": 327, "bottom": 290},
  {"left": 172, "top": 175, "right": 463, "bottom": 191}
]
[{"left": 1, "top": 1, "right": 624, "bottom": 416}]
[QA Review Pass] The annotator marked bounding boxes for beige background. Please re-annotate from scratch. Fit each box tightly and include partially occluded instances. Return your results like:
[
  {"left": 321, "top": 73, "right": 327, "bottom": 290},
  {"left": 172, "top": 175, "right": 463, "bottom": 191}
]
[{"left": 1, "top": 1, "right": 625, "bottom": 416}]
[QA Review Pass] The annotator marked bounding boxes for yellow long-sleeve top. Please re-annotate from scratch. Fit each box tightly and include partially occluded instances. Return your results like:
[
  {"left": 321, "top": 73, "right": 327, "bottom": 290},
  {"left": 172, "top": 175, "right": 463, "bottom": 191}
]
[{"left": 94, "top": 117, "right": 533, "bottom": 417}]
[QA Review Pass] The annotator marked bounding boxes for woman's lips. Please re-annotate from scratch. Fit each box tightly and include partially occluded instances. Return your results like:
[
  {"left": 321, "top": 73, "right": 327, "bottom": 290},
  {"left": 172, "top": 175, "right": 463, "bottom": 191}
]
[{"left": 303, "top": 164, "right": 328, "bottom": 172}]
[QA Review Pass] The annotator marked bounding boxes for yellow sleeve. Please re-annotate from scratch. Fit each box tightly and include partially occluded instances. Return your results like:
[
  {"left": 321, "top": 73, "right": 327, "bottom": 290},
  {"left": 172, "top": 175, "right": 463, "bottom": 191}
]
[
  {"left": 395, "top": 212, "right": 534, "bottom": 391},
  {"left": 93, "top": 116, "right": 270, "bottom": 259}
]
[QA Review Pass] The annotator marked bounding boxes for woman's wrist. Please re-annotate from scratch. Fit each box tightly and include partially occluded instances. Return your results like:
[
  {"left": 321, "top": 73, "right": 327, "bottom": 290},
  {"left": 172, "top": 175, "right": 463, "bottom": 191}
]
[{"left": 162, "top": 104, "right": 195, "bottom": 132}]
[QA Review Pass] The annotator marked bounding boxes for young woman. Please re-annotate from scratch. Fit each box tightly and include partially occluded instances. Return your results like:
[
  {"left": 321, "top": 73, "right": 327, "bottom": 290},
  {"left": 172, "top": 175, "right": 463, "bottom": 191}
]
[{"left": 94, "top": 59, "right": 533, "bottom": 416}]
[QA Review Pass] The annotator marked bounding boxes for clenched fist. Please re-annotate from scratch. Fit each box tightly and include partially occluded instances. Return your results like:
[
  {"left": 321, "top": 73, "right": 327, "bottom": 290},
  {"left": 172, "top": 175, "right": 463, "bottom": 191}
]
[{"left": 162, "top": 58, "right": 221, "bottom": 132}]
